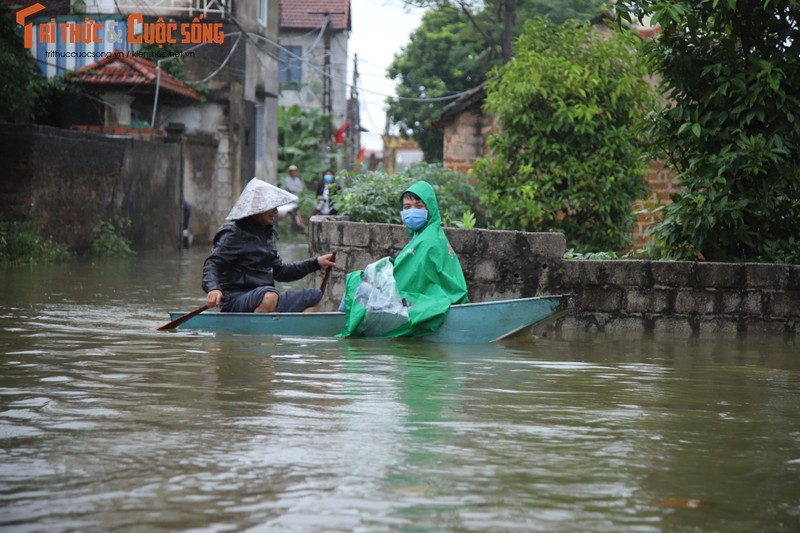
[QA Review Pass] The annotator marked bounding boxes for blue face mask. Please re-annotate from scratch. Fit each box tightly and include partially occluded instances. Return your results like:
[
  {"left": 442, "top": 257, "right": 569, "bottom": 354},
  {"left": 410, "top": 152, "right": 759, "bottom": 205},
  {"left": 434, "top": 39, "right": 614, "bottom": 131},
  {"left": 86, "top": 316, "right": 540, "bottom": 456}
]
[
  {"left": 324, "top": 175, "right": 333, "bottom": 183},
  {"left": 401, "top": 208, "right": 428, "bottom": 231}
]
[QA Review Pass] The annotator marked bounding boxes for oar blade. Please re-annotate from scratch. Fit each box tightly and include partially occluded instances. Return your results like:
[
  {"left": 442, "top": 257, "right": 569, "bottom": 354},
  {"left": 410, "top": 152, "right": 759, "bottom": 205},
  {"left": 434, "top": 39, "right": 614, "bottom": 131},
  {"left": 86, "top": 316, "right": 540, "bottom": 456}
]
[{"left": 157, "top": 304, "right": 209, "bottom": 331}]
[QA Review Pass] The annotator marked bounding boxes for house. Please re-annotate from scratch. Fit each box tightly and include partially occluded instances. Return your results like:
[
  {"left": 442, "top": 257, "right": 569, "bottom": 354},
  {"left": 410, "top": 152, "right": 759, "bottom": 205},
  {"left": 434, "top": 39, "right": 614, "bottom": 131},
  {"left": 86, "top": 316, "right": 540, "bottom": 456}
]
[
  {"left": 14, "top": 0, "right": 282, "bottom": 244},
  {"left": 431, "top": 82, "right": 495, "bottom": 175},
  {"left": 65, "top": 52, "right": 201, "bottom": 134},
  {"left": 278, "top": 0, "right": 351, "bottom": 135}
]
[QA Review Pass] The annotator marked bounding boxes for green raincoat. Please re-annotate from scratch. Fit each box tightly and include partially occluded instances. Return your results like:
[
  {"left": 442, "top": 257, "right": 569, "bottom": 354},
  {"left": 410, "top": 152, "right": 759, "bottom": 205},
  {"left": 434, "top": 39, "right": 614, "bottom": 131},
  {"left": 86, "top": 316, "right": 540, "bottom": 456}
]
[{"left": 340, "top": 181, "right": 469, "bottom": 338}]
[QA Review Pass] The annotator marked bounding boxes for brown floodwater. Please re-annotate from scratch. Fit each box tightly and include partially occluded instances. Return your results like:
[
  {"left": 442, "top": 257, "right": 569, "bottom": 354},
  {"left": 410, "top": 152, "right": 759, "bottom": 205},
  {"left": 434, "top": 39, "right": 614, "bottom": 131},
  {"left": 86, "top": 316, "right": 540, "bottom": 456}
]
[{"left": 1, "top": 245, "right": 798, "bottom": 531}]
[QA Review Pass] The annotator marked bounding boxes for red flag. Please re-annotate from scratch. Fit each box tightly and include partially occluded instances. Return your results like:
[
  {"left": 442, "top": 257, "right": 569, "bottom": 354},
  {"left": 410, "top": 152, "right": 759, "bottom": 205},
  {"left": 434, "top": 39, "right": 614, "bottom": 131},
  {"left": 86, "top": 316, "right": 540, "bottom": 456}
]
[
  {"left": 356, "top": 147, "right": 366, "bottom": 166},
  {"left": 333, "top": 120, "right": 349, "bottom": 144}
]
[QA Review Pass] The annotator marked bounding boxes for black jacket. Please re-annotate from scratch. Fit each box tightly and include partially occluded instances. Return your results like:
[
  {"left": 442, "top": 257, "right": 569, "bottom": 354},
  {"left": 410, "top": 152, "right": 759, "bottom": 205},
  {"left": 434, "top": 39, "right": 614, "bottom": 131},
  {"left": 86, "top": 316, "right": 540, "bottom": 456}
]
[{"left": 202, "top": 218, "right": 320, "bottom": 293}]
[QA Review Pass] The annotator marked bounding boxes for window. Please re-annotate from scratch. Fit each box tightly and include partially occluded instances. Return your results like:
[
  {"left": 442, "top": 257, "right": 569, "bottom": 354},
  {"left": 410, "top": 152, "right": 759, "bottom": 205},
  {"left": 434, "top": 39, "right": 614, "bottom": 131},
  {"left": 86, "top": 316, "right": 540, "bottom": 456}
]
[
  {"left": 258, "top": 0, "right": 267, "bottom": 26},
  {"left": 279, "top": 46, "right": 302, "bottom": 86}
]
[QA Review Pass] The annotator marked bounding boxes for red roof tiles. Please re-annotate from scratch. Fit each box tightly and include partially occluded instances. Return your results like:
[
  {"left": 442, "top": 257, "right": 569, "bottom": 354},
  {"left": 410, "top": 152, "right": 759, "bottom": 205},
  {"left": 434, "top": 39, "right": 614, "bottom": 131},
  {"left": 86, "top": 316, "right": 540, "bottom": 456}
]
[
  {"left": 280, "top": 0, "right": 351, "bottom": 31},
  {"left": 66, "top": 51, "right": 200, "bottom": 101}
]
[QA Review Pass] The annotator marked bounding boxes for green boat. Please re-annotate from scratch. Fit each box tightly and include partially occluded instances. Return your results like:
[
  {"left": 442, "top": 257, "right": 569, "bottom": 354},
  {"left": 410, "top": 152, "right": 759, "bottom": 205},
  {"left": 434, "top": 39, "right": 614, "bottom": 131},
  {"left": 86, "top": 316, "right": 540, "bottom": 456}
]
[{"left": 166, "top": 294, "right": 575, "bottom": 343}]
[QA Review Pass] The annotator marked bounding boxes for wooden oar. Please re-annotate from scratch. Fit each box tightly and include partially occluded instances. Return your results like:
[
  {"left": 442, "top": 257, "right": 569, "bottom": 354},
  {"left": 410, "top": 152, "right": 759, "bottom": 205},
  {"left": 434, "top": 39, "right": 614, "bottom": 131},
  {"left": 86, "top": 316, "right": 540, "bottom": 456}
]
[
  {"left": 157, "top": 304, "right": 209, "bottom": 331},
  {"left": 319, "top": 252, "right": 336, "bottom": 294}
]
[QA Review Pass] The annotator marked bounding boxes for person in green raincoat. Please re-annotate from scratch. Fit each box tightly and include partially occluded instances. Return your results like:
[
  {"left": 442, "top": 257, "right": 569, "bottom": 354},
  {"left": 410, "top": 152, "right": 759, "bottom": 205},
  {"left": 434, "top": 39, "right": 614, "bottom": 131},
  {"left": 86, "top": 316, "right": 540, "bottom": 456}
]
[{"left": 339, "top": 180, "right": 469, "bottom": 338}]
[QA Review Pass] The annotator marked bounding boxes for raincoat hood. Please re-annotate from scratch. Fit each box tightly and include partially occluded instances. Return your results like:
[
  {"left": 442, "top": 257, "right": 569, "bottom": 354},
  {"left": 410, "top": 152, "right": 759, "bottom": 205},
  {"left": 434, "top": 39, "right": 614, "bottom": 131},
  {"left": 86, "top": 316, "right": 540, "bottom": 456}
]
[
  {"left": 401, "top": 180, "right": 441, "bottom": 235},
  {"left": 226, "top": 178, "right": 297, "bottom": 221}
]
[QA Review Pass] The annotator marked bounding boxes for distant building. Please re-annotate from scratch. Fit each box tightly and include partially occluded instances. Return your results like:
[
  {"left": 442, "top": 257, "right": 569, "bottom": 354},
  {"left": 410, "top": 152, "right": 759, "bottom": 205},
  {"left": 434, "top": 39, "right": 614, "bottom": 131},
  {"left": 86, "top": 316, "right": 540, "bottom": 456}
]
[
  {"left": 12, "top": 0, "right": 282, "bottom": 243},
  {"left": 381, "top": 135, "right": 423, "bottom": 175},
  {"left": 278, "top": 0, "right": 351, "bottom": 131},
  {"left": 431, "top": 83, "right": 495, "bottom": 175},
  {"left": 64, "top": 52, "right": 202, "bottom": 134}
]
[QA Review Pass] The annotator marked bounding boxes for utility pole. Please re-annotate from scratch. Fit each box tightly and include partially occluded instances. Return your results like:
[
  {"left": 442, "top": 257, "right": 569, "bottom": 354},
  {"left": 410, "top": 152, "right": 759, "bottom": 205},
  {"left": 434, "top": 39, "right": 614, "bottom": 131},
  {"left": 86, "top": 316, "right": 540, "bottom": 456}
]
[
  {"left": 346, "top": 54, "right": 361, "bottom": 169},
  {"left": 310, "top": 9, "right": 344, "bottom": 143},
  {"left": 322, "top": 12, "right": 332, "bottom": 122}
]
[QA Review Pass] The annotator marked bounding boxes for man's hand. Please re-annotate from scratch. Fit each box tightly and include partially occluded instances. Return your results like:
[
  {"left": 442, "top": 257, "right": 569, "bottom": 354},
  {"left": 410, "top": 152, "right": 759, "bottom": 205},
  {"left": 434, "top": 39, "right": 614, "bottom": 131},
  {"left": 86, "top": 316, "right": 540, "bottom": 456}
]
[
  {"left": 317, "top": 253, "right": 337, "bottom": 268},
  {"left": 206, "top": 290, "right": 223, "bottom": 308}
]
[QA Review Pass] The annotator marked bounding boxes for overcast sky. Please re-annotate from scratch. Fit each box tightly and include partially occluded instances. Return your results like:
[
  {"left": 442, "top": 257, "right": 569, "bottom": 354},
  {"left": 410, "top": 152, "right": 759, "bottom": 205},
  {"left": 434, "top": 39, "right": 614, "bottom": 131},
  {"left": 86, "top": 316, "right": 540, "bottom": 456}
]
[{"left": 347, "top": 0, "right": 426, "bottom": 151}]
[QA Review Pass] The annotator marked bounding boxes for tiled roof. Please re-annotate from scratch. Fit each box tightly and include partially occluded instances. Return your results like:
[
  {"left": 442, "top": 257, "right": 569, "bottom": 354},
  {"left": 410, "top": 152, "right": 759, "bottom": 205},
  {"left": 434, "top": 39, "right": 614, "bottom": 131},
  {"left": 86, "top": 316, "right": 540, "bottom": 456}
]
[
  {"left": 432, "top": 83, "right": 488, "bottom": 128},
  {"left": 280, "top": 0, "right": 351, "bottom": 31},
  {"left": 66, "top": 51, "right": 200, "bottom": 101}
]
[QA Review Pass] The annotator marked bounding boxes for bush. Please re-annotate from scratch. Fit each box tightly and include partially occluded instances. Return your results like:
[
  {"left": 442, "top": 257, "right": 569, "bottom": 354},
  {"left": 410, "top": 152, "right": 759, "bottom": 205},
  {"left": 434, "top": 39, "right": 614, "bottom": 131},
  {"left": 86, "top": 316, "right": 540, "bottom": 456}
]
[
  {"left": 0, "top": 221, "right": 68, "bottom": 264},
  {"left": 89, "top": 217, "right": 135, "bottom": 257},
  {"left": 474, "top": 17, "right": 655, "bottom": 252},
  {"left": 334, "top": 164, "right": 481, "bottom": 226}
]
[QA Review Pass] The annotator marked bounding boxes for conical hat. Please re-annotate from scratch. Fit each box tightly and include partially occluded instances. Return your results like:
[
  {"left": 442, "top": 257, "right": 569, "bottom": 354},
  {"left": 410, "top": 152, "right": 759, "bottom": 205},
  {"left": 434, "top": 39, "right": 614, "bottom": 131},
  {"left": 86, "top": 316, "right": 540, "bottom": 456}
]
[{"left": 226, "top": 178, "right": 298, "bottom": 221}]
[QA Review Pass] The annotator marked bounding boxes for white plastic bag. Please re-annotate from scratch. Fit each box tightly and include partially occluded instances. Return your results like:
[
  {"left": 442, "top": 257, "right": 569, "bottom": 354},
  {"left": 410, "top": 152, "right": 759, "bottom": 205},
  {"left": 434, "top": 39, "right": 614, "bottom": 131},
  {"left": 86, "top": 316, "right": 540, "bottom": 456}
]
[{"left": 354, "top": 257, "right": 410, "bottom": 336}]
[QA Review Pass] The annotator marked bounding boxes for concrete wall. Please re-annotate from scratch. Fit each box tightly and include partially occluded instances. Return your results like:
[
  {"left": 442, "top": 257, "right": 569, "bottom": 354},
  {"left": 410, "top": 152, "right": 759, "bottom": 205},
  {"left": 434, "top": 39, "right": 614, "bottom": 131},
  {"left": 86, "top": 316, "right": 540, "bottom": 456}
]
[
  {"left": 181, "top": 132, "right": 220, "bottom": 244},
  {"left": 307, "top": 219, "right": 799, "bottom": 338},
  {"left": 0, "top": 124, "right": 181, "bottom": 253}
]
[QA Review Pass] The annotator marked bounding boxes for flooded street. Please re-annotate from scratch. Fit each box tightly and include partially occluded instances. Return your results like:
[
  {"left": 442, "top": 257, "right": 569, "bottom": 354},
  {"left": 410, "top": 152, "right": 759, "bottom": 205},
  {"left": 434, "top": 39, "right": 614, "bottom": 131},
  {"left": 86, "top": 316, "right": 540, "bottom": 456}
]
[{"left": 1, "top": 245, "right": 799, "bottom": 531}]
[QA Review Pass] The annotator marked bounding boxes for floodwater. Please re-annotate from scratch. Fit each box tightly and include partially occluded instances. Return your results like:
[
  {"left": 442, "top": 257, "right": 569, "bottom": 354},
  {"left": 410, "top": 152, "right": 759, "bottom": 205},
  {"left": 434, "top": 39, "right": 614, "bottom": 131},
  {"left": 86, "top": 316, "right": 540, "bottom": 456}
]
[{"left": 1, "top": 244, "right": 799, "bottom": 532}]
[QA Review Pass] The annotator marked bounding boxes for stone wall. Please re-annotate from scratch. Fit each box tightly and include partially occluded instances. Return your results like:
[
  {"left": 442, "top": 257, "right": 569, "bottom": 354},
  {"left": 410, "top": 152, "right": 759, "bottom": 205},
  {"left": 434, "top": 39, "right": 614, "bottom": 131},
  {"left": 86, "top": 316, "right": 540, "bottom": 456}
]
[
  {"left": 0, "top": 124, "right": 181, "bottom": 252},
  {"left": 543, "top": 259, "right": 799, "bottom": 337},
  {"left": 308, "top": 219, "right": 799, "bottom": 338}
]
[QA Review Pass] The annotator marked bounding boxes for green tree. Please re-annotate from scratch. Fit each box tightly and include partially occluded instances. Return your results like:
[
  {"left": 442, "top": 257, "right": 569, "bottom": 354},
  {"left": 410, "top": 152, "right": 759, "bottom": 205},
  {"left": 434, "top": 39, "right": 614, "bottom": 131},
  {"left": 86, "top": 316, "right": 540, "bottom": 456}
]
[
  {"left": 388, "top": 0, "right": 608, "bottom": 160},
  {"left": 388, "top": 4, "right": 493, "bottom": 161},
  {"left": 0, "top": 7, "right": 48, "bottom": 122},
  {"left": 617, "top": 0, "right": 800, "bottom": 263},
  {"left": 473, "top": 17, "right": 655, "bottom": 252}
]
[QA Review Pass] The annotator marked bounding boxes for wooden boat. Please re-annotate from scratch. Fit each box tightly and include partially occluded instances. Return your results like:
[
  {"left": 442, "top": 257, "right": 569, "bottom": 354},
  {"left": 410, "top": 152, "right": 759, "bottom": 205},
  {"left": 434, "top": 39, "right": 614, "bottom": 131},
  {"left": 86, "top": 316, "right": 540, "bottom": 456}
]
[{"left": 167, "top": 294, "right": 575, "bottom": 343}]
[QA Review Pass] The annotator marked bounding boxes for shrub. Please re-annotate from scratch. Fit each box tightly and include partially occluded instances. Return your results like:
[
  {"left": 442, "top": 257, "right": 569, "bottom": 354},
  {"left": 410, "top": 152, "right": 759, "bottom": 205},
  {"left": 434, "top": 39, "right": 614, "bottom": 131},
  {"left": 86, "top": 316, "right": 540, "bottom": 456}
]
[
  {"left": 89, "top": 217, "right": 135, "bottom": 257},
  {"left": 474, "top": 17, "right": 656, "bottom": 252},
  {"left": 334, "top": 164, "right": 481, "bottom": 226},
  {"left": 0, "top": 221, "right": 68, "bottom": 264}
]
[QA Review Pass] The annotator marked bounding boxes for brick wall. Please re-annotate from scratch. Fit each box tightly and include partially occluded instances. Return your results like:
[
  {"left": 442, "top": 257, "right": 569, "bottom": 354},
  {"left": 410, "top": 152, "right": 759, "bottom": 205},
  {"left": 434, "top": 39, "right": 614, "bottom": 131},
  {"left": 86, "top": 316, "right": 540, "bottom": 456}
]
[
  {"left": 440, "top": 109, "right": 495, "bottom": 175},
  {"left": 632, "top": 160, "right": 681, "bottom": 249}
]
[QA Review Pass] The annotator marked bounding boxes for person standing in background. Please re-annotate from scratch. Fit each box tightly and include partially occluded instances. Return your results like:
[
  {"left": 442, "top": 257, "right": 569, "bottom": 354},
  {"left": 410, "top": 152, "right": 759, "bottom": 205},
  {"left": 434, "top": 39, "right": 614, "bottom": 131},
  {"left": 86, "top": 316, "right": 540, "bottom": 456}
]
[
  {"left": 313, "top": 169, "right": 338, "bottom": 216},
  {"left": 283, "top": 165, "right": 304, "bottom": 196},
  {"left": 281, "top": 164, "right": 305, "bottom": 231},
  {"left": 182, "top": 200, "right": 193, "bottom": 247}
]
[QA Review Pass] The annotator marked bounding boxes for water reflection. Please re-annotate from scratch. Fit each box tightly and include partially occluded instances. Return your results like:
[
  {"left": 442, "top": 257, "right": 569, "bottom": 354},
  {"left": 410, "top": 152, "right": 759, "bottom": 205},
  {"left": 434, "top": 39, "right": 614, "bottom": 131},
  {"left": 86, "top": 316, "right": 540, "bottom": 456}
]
[{"left": 1, "top": 250, "right": 799, "bottom": 531}]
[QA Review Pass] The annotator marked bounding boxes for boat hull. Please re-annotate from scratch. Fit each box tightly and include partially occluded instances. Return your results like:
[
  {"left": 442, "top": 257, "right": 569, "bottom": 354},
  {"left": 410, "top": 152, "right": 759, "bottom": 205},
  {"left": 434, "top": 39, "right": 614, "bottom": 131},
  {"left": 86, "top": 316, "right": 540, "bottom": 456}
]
[{"left": 167, "top": 294, "right": 575, "bottom": 343}]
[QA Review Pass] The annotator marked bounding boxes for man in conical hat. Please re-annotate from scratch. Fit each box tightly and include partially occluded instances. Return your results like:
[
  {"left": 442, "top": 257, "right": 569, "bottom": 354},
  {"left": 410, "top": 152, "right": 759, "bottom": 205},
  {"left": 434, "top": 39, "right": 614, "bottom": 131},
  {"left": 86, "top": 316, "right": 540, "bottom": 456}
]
[{"left": 202, "top": 178, "right": 336, "bottom": 313}]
